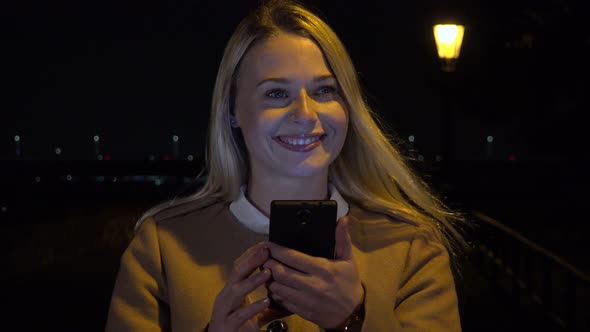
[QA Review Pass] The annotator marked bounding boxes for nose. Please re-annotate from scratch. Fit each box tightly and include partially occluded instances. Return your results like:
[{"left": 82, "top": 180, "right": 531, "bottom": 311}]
[{"left": 289, "top": 89, "right": 318, "bottom": 125}]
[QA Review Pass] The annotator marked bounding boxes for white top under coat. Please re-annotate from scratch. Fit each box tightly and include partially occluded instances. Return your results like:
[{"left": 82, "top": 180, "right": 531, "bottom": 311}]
[{"left": 229, "top": 183, "right": 350, "bottom": 234}]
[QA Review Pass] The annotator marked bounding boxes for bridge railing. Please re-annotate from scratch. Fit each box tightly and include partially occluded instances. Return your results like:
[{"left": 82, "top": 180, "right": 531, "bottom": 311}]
[{"left": 469, "top": 210, "right": 590, "bottom": 331}]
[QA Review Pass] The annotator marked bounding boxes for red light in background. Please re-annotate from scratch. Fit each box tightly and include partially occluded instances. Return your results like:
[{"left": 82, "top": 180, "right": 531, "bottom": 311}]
[
  {"left": 508, "top": 154, "right": 517, "bottom": 161},
  {"left": 104, "top": 154, "right": 111, "bottom": 161},
  {"left": 163, "top": 154, "right": 170, "bottom": 160}
]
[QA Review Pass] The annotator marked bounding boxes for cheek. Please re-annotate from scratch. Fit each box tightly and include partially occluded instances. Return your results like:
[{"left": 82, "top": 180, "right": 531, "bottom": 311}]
[
  {"left": 258, "top": 108, "right": 292, "bottom": 132},
  {"left": 240, "top": 111, "right": 283, "bottom": 145},
  {"left": 340, "top": 111, "right": 349, "bottom": 131},
  {"left": 329, "top": 108, "right": 349, "bottom": 154},
  {"left": 327, "top": 106, "right": 349, "bottom": 135}
]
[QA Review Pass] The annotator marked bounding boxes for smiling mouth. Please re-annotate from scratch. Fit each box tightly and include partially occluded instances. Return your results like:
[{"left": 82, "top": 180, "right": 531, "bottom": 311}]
[{"left": 273, "top": 134, "right": 327, "bottom": 151}]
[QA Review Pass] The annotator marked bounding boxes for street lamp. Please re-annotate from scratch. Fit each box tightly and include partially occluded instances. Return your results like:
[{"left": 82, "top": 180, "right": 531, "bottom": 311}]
[
  {"left": 433, "top": 23, "right": 465, "bottom": 163},
  {"left": 433, "top": 24, "right": 465, "bottom": 72}
]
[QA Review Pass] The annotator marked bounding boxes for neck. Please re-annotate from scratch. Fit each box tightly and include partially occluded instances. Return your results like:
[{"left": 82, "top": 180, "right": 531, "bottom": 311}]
[{"left": 247, "top": 173, "right": 329, "bottom": 217}]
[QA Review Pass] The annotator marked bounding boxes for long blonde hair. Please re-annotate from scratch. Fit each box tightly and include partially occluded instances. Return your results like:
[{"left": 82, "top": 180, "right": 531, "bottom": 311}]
[{"left": 136, "top": 0, "right": 468, "bottom": 258}]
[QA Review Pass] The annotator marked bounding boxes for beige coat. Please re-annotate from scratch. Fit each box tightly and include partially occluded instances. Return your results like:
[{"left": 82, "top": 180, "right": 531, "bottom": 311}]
[{"left": 105, "top": 201, "right": 461, "bottom": 331}]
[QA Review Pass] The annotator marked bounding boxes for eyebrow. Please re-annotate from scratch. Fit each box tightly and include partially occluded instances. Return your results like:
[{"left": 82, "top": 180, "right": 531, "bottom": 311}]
[{"left": 256, "top": 75, "right": 335, "bottom": 87}]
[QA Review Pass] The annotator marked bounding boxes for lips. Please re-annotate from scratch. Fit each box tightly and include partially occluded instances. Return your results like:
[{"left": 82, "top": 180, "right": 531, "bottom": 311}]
[{"left": 273, "top": 133, "right": 326, "bottom": 152}]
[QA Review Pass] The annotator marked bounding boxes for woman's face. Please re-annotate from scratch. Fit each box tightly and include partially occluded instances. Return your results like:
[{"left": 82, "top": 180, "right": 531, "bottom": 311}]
[{"left": 233, "top": 32, "right": 348, "bottom": 180}]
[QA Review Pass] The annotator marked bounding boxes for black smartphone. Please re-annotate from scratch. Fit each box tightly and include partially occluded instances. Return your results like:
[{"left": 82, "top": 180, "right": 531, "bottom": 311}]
[
  {"left": 269, "top": 200, "right": 338, "bottom": 258},
  {"left": 267, "top": 200, "right": 338, "bottom": 311}
]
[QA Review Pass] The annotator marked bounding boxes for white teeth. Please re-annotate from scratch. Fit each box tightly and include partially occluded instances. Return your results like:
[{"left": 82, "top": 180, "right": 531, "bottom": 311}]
[{"left": 279, "top": 136, "right": 321, "bottom": 145}]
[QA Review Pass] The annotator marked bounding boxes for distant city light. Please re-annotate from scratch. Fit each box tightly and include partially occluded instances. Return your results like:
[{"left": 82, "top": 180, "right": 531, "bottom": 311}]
[
  {"left": 93, "top": 135, "right": 100, "bottom": 142},
  {"left": 418, "top": 155, "right": 424, "bottom": 162},
  {"left": 55, "top": 147, "right": 62, "bottom": 155},
  {"left": 1, "top": 206, "right": 6, "bottom": 213},
  {"left": 35, "top": 176, "right": 41, "bottom": 183},
  {"left": 14, "top": 135, "right": 20, "bottom": 142},
  {"left": 112, "top": 177, "right": 117, "bottom": 182},
  {"left": 187, "top": 155, "right": 194, "bottom": 161},
  {"left": 487, "top": 135, "right": 494, "bottom": 143},
  {"left": 96, "top": 176, "right": 105, "bottom": 182},
  {"left": 66, "top": 175, "right": 72, "bottom": 181},
  {"left": 148, "top": 154, "right": 155, "bottom": 161},
  {"left": 172, "top": 135, "right": 179, "bottom": 142},
  {"left": 97, "top": 154, "right": 103, "bottom": 160},
  {"left": 409, "top": 135, "right": 415, "bottom": 143},
  {"left": 154, "top": 178, "right": 162, "bottom": 186},
  {"left": 435, "top": 155, "right": 442, "bottom": 162}
]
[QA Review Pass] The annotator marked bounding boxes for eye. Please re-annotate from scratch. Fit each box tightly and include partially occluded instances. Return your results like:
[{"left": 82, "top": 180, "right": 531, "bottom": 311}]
[
  {"left": 317, "top": 86, "right": 337, "bottom": 95},
  {"left": 266, "top": 89, "right": 289, "bottom": 99}
]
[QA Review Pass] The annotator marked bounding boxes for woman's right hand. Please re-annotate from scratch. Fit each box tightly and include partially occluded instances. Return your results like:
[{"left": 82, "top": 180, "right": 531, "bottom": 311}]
[{"left": 208, "top": 242, "right": 273, "bottom": 332}]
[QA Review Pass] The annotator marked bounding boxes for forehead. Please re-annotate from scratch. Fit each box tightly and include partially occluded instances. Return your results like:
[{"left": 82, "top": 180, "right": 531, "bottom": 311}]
[{"left": 238, "top": 32, "right": 333, "bottom": 81}]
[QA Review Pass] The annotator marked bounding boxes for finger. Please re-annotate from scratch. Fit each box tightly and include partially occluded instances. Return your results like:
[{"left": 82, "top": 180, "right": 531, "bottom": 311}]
[
  {"left": 268, "top": 280, "right": 314, "bottom": 311},
  {"left": 335, "top": 216, "right": 353, "bottom": 260},
  {"left": 214, "top": 245, "right": 270, "bottom": 319},
  {"left": 263, "top": 259, "right": 312, "bottom": 291},
  {"left": 216, "top": 269, "right": 270, "bottom": 316},
  {"left": 228, "top": 242, "right": 269, "bottom": 284},
  {"left": 226, "top": 268, "right": 272, "bottom": 308},
  {"left": 226, "top": 297, "right": 270, "bottom": 331},
  {"left": 271, "top": 296, "right": 313, "bottom": 323},
  {"left": 266, "top": 242, "right": 326, "bottom": 274}
]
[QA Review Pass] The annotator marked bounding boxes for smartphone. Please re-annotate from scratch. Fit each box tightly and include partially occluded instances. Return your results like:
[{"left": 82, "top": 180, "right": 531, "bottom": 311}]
[
  {"left": 269, "top": 200, "right": 338, "bottom": 258},
  {"left": 267, "top": 200, "right": 338, "bottom": 311}
]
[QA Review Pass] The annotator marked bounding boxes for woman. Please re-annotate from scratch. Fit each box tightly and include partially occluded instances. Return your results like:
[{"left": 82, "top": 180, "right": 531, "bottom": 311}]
[{"left": 105, "top": 1, "right": 467, "bottom": 331}]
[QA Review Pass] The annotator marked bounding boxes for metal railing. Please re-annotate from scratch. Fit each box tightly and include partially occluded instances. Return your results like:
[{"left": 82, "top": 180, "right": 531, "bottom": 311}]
[{"left": 470, "top": 210, "right": 590, "bottom": 331}]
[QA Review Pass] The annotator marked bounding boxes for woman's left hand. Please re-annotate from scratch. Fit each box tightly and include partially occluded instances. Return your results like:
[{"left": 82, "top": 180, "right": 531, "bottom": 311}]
[{"left": 263, "top": 216, "right": 364, "bottom": 329}]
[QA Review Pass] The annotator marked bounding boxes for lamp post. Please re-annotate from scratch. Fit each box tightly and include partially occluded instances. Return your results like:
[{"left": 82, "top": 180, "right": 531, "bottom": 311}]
[{"left": 433, "top": 23, "right": 464, "bottom": 163}]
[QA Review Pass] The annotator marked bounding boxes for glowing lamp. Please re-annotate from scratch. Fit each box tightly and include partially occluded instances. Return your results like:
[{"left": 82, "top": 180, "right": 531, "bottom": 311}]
[{"left": 433, "top": 24, "right": 465, "bottom": 72}]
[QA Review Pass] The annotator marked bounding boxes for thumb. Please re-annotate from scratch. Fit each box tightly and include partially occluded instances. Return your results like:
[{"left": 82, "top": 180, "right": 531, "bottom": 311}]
[{"left": 335, "top": 216, "right": 353, "bottom": 260}]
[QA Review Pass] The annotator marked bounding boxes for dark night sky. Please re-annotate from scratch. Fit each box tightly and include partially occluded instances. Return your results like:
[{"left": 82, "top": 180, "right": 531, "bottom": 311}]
[{"left": 2, "top": 0, "right": 588, "bottom": 161}]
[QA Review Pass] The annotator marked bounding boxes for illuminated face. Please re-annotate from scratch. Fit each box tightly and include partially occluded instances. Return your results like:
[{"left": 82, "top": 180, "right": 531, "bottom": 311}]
[{"left": 233, "top": 32, "right": 348, "bottom": 180}]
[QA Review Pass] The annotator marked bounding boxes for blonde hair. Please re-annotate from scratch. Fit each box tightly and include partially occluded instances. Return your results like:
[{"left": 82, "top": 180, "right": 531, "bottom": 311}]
[{"left": 136, "top": 0, "right": 468, "bottom": 258}]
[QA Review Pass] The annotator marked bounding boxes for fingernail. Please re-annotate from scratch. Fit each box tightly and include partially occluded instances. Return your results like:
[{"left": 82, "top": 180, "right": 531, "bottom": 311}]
[{"left": 258, "top": 268, "right": 270, "bottom": 279}]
